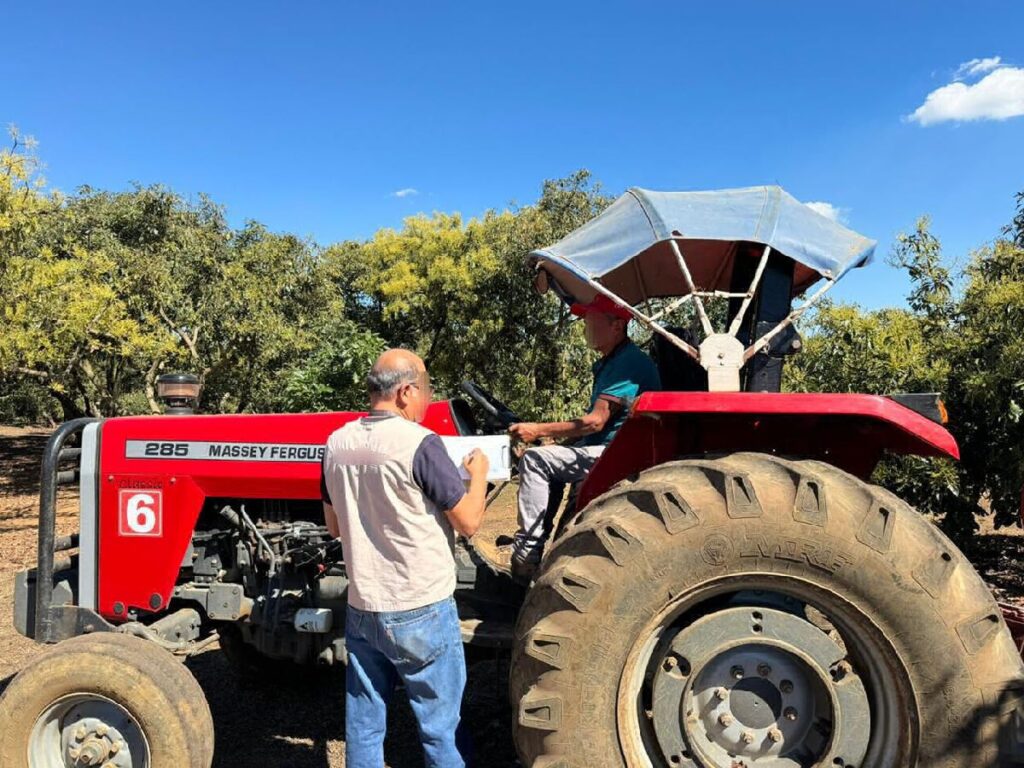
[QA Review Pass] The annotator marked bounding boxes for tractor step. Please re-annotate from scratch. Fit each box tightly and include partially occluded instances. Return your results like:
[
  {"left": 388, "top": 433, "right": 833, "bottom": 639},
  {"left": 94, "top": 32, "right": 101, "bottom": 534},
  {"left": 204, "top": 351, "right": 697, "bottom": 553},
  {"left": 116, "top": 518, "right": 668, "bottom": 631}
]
[{"left": 460, "top": 617, "right": 514, "bottom": 649}]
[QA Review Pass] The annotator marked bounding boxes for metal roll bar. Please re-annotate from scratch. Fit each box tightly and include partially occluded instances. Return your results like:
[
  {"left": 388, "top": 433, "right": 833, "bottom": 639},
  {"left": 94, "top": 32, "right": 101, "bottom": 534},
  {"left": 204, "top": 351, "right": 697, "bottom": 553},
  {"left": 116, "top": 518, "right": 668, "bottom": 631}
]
[{"left": 33, "top": 417, "right": 111, "bottom": 642}]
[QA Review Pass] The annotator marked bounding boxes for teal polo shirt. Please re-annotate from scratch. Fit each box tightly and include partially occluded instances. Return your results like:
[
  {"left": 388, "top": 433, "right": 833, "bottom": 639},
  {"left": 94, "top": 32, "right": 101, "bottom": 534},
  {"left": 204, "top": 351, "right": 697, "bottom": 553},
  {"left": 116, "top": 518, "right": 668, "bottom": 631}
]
[{"left": 579, "top": 340, "right": 661, "bottom": 447}]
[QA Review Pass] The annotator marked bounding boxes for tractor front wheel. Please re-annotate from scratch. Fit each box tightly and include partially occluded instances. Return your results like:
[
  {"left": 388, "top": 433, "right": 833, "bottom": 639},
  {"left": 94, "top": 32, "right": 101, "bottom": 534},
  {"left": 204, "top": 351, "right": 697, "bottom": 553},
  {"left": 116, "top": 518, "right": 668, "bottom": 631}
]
[
  {"left": 0, "top": 632, "right": 214, "bottom": 768},
  {"left": 510, "top": 453, "right": 1024, "bottom": 767}
]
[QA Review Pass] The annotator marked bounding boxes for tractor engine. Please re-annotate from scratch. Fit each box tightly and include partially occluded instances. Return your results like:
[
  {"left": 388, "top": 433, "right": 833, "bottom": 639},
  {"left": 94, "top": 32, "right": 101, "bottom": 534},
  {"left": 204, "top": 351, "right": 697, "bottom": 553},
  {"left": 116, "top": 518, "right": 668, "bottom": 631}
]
[{"left": 179, "top": 498, "right": 348, "bottom": 666}]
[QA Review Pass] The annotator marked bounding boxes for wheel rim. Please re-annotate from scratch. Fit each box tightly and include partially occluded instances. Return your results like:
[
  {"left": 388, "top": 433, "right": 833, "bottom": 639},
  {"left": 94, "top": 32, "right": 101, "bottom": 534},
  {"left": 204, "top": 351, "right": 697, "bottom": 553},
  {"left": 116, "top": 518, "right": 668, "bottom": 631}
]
[
  {"left": 618, "top": 577, "right": 914, "bottom": 768},
  {"left": 28, "top": 693, "right": 151, "bottom": 768}
]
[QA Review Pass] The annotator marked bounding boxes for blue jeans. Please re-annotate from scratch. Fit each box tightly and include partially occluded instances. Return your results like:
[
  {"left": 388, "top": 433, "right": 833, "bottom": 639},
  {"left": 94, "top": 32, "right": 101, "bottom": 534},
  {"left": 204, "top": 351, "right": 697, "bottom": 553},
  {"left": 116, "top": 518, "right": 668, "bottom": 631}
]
[{"left": 345, "top": 596, "right": 467, "bottom": 768}]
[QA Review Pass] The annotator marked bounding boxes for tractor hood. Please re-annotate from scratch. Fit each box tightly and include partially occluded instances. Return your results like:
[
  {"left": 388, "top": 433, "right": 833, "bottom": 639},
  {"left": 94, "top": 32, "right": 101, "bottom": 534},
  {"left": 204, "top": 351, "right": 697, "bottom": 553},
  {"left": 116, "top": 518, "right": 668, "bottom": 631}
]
[{"left": 528, "top": 185, "right": 876, "bottom": 306}]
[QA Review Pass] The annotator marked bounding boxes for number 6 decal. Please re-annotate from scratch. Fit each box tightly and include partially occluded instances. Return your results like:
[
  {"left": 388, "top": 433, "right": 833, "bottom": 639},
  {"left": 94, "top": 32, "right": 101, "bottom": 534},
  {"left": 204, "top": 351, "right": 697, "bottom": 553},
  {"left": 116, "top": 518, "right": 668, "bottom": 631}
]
[{"left": 119, "top": 490, "right": 163, "bottom": 536}]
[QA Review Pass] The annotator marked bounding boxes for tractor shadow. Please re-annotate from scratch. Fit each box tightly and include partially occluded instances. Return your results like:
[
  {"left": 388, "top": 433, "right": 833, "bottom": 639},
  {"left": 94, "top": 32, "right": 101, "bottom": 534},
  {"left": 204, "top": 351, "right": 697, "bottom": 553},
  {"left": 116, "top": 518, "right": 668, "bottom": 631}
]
[
  {"left": 0, "top": 431, "right": 49, "bottom": 506},
  {"left": 966, "top": 524, "right": 1024, "bottom": 604},
  {"left": 186, "top": 650, "right": 518, "bottom": 767},
  {"left": 0, "top": 427, "right": 76, "bottom": 523}
]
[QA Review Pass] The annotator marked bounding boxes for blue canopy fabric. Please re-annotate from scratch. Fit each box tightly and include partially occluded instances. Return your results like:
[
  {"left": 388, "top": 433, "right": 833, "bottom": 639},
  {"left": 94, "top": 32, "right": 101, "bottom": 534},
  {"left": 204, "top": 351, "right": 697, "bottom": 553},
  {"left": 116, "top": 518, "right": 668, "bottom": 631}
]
[{"left": 528, "top": 186, "right": 876, "bottom": 307}]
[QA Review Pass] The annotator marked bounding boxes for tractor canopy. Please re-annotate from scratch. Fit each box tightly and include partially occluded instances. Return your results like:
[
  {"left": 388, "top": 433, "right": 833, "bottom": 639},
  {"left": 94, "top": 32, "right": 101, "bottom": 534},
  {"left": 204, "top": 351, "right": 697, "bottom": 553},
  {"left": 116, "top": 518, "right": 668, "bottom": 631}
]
[
  {"left": 527, "top": 185, "right": 876, "bottom": 307},
  {"left": 527, "top": 185, "right": 877, "bottom": 392}
]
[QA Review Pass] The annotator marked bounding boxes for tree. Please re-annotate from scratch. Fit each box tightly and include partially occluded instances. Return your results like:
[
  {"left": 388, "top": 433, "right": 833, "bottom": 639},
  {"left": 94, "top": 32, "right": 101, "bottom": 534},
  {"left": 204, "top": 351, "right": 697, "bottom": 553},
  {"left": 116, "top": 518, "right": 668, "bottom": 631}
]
[
  {"left": 273, "top": 318, "right": 385, "bottom": 413},
  {"left": 950, "top": 234, "right": 1024, "bottom": 530},
  {"left": 324, "top": 170, "right": 612, "bottom": 422},
  {"left": 0, "top": 127, "right": 74, "bottom": 420},
  {"left": 1, "top": 179, "right": 335, "bottom": 417},
  {"left": 5, "top": 146, "right": 1017, "bottom": 546},
  {"left": 1, "top": 184, "right": 234, "bottom": 417},
  {"left": 198, "top": 222, "right": 329, "bottom": 413}
]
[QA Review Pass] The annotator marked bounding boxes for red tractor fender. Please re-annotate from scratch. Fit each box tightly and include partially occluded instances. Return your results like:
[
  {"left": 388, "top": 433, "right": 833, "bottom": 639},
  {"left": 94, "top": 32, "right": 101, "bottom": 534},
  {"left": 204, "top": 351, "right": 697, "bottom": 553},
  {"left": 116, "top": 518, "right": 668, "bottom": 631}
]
[{"left": 577, "top": 391, "right": 960, "bottom": 510}]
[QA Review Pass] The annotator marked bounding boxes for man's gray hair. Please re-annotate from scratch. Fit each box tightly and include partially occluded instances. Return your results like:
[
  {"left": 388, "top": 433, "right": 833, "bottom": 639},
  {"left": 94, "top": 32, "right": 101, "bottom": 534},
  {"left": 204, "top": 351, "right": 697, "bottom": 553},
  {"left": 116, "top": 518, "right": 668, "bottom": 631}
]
[{"left": 366, "top": 360, "right": 419, "bottom": 398}]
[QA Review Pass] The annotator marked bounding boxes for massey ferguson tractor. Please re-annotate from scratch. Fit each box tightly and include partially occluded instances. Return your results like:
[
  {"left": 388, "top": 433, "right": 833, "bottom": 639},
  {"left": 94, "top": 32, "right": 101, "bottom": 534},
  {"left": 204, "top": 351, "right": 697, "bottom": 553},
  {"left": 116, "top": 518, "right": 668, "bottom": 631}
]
[{"left": 3, "top": 186, "right": 1024, "bottom": 768}]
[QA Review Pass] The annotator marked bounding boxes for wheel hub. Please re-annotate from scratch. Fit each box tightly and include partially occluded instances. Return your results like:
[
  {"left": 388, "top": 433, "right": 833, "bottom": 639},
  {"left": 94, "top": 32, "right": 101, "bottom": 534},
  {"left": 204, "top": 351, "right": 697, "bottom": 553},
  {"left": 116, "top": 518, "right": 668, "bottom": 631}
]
[
  {"left": 29, "top": 694, "right": 148, "bottom": 768},
  {"left": 648, "top": 607, "right": 870, "bottom": 767},
  {"left": 62, "top": 708, "right": 136, "bottom": 768},
  {"left": 728, "top": 677, "right": 781, "bottom": 729}
]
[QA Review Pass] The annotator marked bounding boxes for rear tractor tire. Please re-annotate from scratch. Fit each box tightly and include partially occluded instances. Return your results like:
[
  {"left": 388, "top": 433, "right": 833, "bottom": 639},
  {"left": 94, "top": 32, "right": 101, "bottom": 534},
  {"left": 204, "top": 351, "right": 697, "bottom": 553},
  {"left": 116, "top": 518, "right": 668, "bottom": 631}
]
[
  {"left": 510, "top": 452, "right": 1024, "bottom": 768},
  {"left": 0, "top": 632, "right": 214, "bottom": 768}
]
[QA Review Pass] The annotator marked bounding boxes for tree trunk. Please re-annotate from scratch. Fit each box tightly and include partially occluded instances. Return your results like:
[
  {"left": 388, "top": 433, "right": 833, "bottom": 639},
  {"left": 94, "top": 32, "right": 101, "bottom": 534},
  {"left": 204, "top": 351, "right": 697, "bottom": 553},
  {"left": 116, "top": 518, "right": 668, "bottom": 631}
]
[
  {"left": 50, "top": 387, "right": 84, "bottom": 421},
  {"left": 144, "top": 358, "right": 164, "bottom": 414}
]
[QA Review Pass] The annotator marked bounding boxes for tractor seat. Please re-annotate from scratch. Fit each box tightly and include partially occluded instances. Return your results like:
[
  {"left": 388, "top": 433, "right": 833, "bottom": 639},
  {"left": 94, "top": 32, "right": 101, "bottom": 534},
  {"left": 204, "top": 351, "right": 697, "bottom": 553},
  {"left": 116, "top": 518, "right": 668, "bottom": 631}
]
[{"left": 649, "top": 326, "right": 707, "bottom": 392}]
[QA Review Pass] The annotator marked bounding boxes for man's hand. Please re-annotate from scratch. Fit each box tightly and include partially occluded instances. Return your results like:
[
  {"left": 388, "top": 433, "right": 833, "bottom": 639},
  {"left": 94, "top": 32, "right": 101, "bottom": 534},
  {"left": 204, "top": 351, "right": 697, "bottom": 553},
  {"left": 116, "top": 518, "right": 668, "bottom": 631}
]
[
  {"left": 448, "top": 448, "right": 490, "bottom": 538},
  {"left": 463, "top": 448, "right": 489, "bottom": 479},
  {"left": 509, "top": 399, "right": 617, "bottom": 444},
  {"left": 509, "top": 422, "right": 542, "bottom": 444}
]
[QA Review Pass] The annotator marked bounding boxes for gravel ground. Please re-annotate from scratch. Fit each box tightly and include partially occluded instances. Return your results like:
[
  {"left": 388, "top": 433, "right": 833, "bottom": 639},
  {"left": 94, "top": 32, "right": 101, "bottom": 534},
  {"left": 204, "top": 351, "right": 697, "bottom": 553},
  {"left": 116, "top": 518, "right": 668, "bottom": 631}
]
[{"left": 2, "top": 425, "right": 1021, "bottom": 766}]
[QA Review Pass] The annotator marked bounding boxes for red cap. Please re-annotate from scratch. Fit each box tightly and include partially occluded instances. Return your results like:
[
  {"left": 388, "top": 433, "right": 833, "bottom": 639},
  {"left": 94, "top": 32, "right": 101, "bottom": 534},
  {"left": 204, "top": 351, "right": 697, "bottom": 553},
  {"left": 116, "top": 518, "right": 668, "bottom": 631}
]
[{"left": 570, "top": 294, "right": 633, "bottom": 321}]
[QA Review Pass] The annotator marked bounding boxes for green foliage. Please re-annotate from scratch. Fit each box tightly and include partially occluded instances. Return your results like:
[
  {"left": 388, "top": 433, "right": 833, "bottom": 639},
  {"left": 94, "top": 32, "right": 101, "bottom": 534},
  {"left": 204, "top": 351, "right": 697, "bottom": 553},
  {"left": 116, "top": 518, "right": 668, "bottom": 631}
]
[
  {"left": 273, "top": 319, "right": 386, "bottom": 413},
  {"left": 785, "top": 303, "right": 949, "bottom": 395},
  {"left": 0, "top": 374, "right": 54, "bottom": 425},
  {"left": 0, "top": 157, "right": 608, "bottom": 424},
  {"left": 950, "top": 235, "right": 1024, "bottom": 530}
]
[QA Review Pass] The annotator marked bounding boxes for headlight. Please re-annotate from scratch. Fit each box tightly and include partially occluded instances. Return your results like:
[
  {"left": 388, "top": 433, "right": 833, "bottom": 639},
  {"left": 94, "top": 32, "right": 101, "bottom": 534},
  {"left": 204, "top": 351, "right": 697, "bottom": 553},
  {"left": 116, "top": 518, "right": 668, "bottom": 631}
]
[{"left": 156, "top": 373, "right": 201, "bottom": 414}]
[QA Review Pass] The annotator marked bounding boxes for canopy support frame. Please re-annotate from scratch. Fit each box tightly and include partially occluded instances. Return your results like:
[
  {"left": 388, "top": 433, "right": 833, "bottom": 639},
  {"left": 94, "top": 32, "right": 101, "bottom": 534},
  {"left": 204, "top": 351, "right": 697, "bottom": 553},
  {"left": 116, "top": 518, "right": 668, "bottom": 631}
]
[
  {"left": 669, "top": 239, "right": 714, "bottom": 336},
  {"left": 743, "top": 277, "right": 837, "bottom": 362},
  {"left": 649, "top": 293, "right": 694, "bottom": 322},
  {"left": 727, "top": 244, "right": 772, "bottom": 337}
]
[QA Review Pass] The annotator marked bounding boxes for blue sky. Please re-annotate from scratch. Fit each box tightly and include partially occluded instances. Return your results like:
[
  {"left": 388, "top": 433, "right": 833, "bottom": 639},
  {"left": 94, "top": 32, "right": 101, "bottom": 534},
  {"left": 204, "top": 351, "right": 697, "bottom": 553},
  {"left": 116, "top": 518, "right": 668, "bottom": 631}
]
[{"left": 4, "top": 1, "right": 1023, "bottom": 307}]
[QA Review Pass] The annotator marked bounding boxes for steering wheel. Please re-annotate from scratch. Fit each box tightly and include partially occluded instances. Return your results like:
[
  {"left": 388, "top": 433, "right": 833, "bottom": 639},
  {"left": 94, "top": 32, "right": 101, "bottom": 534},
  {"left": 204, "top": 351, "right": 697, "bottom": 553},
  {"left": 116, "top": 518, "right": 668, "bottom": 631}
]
[{"left": 459, "top": 381, "right": 523, "bottom": 432}]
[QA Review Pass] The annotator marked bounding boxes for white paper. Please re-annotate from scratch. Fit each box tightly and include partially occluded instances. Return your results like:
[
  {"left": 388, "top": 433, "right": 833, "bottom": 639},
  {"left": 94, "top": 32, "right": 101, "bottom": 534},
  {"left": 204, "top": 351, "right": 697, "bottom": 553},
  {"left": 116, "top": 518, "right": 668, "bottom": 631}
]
[{"left": 440, "top": 435, "right": 512, "bottom": 482}]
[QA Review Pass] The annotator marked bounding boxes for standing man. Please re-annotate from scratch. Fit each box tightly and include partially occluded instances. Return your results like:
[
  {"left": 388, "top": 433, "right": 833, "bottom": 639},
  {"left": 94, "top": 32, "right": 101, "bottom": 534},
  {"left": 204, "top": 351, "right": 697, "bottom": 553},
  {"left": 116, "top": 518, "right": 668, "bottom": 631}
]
[
  {"left": 321, "top": 348, "right": 489, "bottom": 768},
  {"left": 506, "top": 295, "right": 660, "bottom": 582}
]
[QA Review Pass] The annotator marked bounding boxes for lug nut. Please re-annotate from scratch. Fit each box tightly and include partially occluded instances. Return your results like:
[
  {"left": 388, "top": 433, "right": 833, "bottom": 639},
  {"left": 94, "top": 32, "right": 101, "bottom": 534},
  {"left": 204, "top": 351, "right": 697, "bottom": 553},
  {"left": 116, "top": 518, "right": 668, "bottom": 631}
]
[
  {"left": 714, "top": 686, "right": 728, "bottom": 700},
  {"left": 784, "top": 707, "right": 798, "bottom": 721},
  {"left": 75, "top": 725, "right": 88, "bottom": 740},
  {"left": 768, "top": 727, "right": 783, "bottom": 743},
  {"left": 740, "top": 731, "right": 755, "bottom": 744},
  {"left": 68, "top": 747, "right": 81, "bottom": 760},
  {"left": 663, "top": 656, "right": 677, "bottom": 671},
  {"left": 110, "top": 740, "right": 122, "bottom": 754},
  {"left": 780, "top": 679, "right": 794, "bottom": 693},
  {"left": 79, "top": 743, "right": 105, "bottom": 764},
  {"left": 730, "top": 665, "right": 744, "bottom": 679},
  {"left": 757, "top": 663, "right": 772, "bottom": 677},
  {"left": 718, "top": 713, "right": 734, "bottom": 727},
  {"left": 95, "top": 723, "right": 109, "bottom": 737}
]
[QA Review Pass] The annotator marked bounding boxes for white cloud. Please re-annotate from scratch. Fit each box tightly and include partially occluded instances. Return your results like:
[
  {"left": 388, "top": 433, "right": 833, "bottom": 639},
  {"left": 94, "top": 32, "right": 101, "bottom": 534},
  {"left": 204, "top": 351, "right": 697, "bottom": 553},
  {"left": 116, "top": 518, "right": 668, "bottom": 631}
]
[
  {"left": 955, "top": 56, "right": 1002, "bottom": 80},
  {"left": 909, "top": 60, "right": 1024, "bottom": 126},
  {"left": 804, "top": 201, "right": 843, "bottom": 222},
  {"left": 393, "top": 187, "right": 418, "bottom": 198}
]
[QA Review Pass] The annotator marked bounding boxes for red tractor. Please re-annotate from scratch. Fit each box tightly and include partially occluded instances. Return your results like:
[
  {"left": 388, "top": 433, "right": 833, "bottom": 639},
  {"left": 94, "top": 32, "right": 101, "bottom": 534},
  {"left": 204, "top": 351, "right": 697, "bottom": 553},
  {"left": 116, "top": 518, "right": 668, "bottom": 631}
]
[{"left": 3, "top": 186, "right": 1023, "bottom": 768}]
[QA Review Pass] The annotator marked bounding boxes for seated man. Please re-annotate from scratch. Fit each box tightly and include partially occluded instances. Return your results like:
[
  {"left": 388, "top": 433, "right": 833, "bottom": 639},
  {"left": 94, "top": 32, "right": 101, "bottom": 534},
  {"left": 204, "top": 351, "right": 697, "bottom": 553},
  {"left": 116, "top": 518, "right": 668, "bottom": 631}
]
[{"left": 505, "top": 294, "right": 661, "bottom": 582}]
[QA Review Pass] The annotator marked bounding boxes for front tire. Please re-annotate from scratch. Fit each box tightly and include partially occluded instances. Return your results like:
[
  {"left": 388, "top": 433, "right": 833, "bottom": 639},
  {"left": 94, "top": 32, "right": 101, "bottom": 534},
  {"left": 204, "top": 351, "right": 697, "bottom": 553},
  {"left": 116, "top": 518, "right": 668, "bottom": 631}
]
[
  {"left": 510, "top": 453, "right": 1024, "bottom": 767},
  {"left": 0, "top": 633, "right": 214, "bottom": 768}
]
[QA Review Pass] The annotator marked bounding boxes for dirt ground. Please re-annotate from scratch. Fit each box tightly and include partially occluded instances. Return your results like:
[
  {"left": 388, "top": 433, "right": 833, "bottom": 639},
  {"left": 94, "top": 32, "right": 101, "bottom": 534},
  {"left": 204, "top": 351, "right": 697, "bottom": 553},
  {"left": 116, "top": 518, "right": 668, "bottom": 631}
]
[{"left": 1, "top": 425, "right": 1021, "bottom": 766}]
